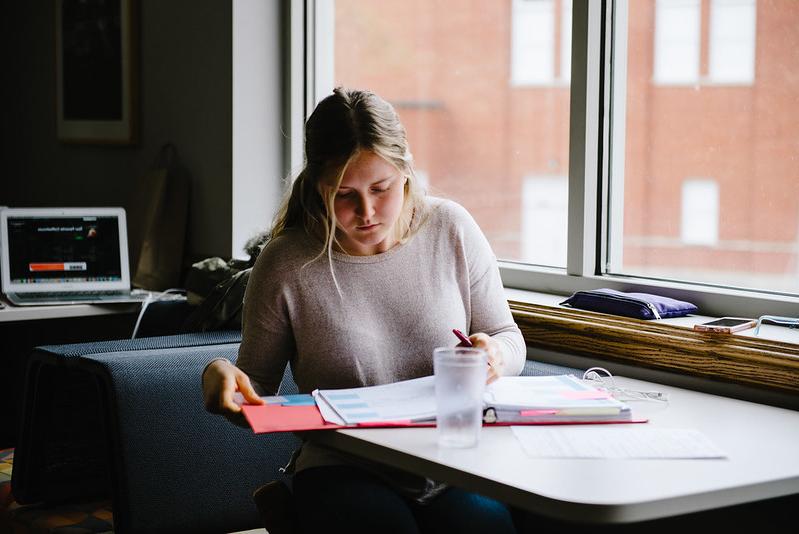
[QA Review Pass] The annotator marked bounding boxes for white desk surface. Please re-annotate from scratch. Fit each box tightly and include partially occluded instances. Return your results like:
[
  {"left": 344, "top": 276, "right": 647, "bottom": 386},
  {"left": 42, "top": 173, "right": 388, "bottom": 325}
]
[
  {"left": 309, "top": 375, "right": 799, "bottom": 524},
  {"left": 0, "top": 297, "right": 141, "bottom": 322}
]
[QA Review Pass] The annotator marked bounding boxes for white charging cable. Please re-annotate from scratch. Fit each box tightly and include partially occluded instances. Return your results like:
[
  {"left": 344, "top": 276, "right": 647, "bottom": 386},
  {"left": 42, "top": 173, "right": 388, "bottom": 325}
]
[
  {"left": 131, "top": 288, "right": 186, "bottom": 339},
  {"left": 581, "top": 366, "right": 669, "bottom": 403}
]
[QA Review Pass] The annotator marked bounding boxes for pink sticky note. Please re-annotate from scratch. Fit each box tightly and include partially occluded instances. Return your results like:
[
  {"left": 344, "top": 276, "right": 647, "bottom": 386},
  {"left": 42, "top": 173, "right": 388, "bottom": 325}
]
[
  {"left": 357, "top": 420, "right": 412, "bottom": 428},
  {"left": 561, "top": 390, "right": 612, "bottom": 400}
]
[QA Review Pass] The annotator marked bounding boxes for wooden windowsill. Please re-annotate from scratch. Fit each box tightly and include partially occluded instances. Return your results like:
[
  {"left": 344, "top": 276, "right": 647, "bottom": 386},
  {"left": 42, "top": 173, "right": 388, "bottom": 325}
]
[{"left": 506, "top": 294, "right": 799, "bottom": 397}]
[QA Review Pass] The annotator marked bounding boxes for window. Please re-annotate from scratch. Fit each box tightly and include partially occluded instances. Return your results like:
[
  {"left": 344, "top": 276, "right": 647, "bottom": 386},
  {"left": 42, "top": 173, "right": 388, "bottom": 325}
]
[
  {"left": 611, "top": 0, "right": 798, "bottom": 297},
  {"left": 653, "top": 0, "right": 757, "bottom": 86},
  {"left": 328, "top": 0, "right": 571, "bottom": 267},
  {"left": 654, "top": 0, "right": 700, "bottom": 84},
  {"left": 709, "top": 0, "right": 757, "bottom": 83},
  {"left": 307, "top": 0, "right": 799, "bottom": 318},
  {"left": 522, "top": 176, "right": 568, "bottom": 264},
  {"left": 511, "top": 0, "right": 572, "bottom": 86},
  {"left": 512, "top": 0, "right": 555, "bottom": 85},
  {"left": 680, "top": 180, "right": 719, "bottom": 246}
]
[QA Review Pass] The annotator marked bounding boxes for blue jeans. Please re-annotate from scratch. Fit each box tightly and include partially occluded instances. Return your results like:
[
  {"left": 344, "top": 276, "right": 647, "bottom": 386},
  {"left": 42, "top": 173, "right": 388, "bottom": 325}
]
[{"left": 292, "top": 465, "right": 517, "bottom": 534}]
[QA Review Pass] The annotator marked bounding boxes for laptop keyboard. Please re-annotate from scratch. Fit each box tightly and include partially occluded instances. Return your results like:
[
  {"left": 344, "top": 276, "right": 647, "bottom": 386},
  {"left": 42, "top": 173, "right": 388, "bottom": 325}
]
[
  {"left": 20, "top": 291, "right": 127, "bottom": 299},
  {"left": 4, "top": 290, "right": 154, "bottom": 306}
]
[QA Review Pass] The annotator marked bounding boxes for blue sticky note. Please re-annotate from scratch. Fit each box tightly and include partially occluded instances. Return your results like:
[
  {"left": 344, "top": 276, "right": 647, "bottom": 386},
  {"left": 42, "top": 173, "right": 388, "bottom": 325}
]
[
  {"left": 336, "top": 402, "right": 370, "bottom": 410},
  {"left": 556, "top": 375, "right": 583, "bottom": 390},
  {"left": 280, "top": 394, "right": 316, "bottom": 406},
  {"left": 327, "top": 393, "right": 361, "bottom": 401}
]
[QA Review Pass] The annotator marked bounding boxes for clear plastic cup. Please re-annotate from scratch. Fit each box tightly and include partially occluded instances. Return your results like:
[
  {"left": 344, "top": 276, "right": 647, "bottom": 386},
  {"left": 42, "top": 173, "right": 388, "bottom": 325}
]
[{"left": 433, "top": 346, "right": 487, "bottom": 448}]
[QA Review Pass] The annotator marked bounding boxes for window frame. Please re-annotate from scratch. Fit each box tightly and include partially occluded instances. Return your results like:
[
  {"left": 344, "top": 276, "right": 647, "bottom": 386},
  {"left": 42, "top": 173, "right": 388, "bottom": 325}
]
[{"left": 299, "top": 0, "right": 799, "bottom": 320}]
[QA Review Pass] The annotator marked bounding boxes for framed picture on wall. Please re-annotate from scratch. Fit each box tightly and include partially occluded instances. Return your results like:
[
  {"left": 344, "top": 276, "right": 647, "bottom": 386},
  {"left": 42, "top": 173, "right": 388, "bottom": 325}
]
[{"left": 56, "top": 0, "right": 138, "bottom": 145}]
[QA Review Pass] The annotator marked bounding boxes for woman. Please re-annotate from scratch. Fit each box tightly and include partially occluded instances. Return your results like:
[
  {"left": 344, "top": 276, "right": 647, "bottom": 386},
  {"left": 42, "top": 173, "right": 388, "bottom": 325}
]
[{"left": 203, "top": 87, "right": 525, "bottom": 533}]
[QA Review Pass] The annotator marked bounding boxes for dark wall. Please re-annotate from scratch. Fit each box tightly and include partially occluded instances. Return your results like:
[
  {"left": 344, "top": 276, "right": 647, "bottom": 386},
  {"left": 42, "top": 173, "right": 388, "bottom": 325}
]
[{"left": 0, "top": 0, "right": 233, "bottom": 261}]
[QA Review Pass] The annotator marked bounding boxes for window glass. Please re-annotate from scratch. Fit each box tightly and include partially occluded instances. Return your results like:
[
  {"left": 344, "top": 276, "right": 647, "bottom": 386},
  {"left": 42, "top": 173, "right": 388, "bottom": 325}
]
[
  {"left": 610, "top": 0, "right": 799, "bottom": 294},
  {"left": 333, "top": 0, "right": 571, "bottom": 266}
]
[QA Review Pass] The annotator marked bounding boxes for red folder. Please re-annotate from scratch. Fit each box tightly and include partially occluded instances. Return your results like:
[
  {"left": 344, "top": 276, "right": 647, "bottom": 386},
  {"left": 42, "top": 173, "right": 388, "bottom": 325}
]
[
  {"left": 240, "top": 403, "right": 645, "bottom": 434},
  {"left": 242, "top": 404, "right": 344, "bottom": 433}
]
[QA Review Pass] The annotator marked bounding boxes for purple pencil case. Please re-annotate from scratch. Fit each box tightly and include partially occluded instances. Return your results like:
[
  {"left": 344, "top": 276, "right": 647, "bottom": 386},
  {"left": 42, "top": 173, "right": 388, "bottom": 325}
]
[{"left": 559, "top": 288, "right": 697, "bottom": 320}]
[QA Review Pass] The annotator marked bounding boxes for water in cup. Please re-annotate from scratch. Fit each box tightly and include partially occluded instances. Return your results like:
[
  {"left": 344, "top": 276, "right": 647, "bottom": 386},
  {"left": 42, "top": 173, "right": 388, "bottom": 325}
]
[{"left": 434, "top": 347, "right": 486, "bottom": 448}]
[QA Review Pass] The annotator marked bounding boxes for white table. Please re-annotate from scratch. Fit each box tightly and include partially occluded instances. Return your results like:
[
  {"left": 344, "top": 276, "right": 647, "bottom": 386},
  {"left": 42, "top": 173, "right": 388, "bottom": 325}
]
[
  {"left": 0, "top": 297, "right": 141, "bottom": 322},
  {"left": 308, "top": 375, "right": 799, "bottom": 524}
]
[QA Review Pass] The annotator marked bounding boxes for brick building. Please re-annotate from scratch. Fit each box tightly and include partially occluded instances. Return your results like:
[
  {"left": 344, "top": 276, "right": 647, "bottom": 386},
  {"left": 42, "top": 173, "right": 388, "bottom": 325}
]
[{"left": 334, "top": 0, "right": 798, "bottom": 292}]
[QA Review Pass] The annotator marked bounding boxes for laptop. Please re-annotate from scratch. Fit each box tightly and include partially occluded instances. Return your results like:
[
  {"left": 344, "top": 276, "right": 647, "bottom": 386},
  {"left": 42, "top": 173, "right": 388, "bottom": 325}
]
[{"left": 0, "top": 207, "right": 150, "bottom": 306}]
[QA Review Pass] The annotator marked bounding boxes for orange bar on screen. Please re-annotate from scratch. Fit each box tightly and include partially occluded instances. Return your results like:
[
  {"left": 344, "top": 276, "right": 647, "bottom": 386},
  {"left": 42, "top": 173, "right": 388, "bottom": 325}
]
[{"left": 29, "top": 263, "right": 66, "bottom": 272}]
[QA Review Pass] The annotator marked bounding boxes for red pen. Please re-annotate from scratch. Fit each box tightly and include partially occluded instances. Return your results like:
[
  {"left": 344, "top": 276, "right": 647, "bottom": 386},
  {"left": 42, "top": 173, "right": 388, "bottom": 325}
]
[{"left": 452, "top": 328, "right": 473, "bottom": 347}]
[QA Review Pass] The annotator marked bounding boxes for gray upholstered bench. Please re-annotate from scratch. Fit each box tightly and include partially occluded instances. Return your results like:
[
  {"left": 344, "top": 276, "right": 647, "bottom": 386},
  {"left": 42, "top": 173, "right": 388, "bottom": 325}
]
[
  {"left": 11, "top": 331, "right": 299, "bottom": 534},
  {"left": 8, "top": 331, "right": 581, "bottom": 533}
]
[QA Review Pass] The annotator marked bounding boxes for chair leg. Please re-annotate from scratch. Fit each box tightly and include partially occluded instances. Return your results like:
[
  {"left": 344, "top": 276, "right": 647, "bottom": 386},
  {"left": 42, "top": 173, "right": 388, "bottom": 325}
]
[{"left": 252, "top": 480, "right": 296, "bottom": 534}]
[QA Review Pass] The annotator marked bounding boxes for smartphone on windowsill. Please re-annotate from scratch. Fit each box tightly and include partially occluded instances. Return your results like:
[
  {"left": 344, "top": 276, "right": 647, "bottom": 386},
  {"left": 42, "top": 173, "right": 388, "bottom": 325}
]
[{"left": 693, "top": 317, "right": 757, "bottom": 334}]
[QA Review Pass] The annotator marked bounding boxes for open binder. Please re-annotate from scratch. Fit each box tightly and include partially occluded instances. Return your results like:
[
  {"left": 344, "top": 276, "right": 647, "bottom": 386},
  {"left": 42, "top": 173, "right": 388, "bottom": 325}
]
[{"left": 240, "top": 375, "right": 647, "bottom": 434}]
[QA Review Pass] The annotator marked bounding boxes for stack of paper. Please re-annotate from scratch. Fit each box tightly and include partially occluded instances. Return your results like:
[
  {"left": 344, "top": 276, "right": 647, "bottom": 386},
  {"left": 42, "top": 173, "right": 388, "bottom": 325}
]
[
  {"left": 314, "top": 376, "right": 437, "bottom": 425},
  {"left": 313, "top": 374, "right": 636, "bottom": 426},
  {"left": 483, "top": 375, "right": 633, "bottom": 423}
]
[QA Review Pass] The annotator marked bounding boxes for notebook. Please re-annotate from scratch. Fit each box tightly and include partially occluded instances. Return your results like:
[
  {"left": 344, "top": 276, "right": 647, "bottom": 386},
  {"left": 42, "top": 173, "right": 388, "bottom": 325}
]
[{"left": 0, "top": 207, "right": 149, "bottom": 306}]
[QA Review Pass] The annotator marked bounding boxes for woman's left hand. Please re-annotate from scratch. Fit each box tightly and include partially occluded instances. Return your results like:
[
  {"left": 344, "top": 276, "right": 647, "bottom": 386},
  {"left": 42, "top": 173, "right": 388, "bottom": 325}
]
[{"left": 464, "top": 332, "right": 504, "bottom": 384}]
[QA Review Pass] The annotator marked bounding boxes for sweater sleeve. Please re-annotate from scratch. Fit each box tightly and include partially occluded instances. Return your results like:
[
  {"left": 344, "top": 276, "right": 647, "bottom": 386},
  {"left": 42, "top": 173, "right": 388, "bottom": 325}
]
[
  {"left": 235, "top": 239, "right": 296, "bottom": 395},
  {"left": 455, "top": 204, "right": 526, "bottom": 376}
]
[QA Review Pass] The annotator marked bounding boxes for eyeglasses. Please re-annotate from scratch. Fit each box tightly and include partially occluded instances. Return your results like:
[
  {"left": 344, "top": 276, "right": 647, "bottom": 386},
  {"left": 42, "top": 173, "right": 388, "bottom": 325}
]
[{"left": 753, "top": 315, "right": 799, "bottom": 336}]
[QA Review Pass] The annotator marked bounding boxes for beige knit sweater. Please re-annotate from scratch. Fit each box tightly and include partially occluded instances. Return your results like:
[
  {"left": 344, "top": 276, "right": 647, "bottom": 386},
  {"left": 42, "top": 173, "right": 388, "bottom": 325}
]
[{"left": 237, "top": 197, "right": 525, "bottom": 488}]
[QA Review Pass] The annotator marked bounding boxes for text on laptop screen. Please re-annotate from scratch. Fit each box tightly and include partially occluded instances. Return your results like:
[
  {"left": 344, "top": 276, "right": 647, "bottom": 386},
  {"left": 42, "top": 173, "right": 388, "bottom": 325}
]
[{"left": 6, "top": 216, "right": 123, "bottom": 284}]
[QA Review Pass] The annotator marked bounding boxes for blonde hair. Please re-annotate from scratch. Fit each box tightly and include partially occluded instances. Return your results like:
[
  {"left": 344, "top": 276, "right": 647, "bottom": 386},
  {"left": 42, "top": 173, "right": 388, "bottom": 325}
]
[{"left": 270, "top": 88, "right": 426, "bottom": 279}]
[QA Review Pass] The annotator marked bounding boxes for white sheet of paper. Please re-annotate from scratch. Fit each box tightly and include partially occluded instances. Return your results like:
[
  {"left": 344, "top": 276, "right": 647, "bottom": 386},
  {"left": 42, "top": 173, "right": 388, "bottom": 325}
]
[
  {"left": 485, "top": 375, "right": 626, "bottom": 411},
  {"left": 312, "top": 389, "right": 346, "bottom": 425},
  {"left": 316, "top": 376, "right": 437, "bottom": 424},
  {"left": 511, "top": 426, "right": 727, "bottom": 459}
]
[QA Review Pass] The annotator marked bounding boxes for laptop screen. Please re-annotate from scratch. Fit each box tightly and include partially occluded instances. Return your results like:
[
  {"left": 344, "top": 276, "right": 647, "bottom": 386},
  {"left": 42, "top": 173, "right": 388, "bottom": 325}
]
[
  {"left": 1, "top": 207, "right": 131, "bottom": 294},
  {"left": 6, "top": 215, "right": 123, "bottom": 284}
]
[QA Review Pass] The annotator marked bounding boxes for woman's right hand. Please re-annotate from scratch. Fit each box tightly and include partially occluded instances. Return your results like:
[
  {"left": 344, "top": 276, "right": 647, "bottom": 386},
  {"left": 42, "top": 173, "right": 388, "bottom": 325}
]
[{"left": 202, "top": 358, "right": 264, "bottom": 415}]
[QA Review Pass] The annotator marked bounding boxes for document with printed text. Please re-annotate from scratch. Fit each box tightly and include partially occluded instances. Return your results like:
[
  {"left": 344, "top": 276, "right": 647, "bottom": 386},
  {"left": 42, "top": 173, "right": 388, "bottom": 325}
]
[{"left": 511, "top": 426, "right": 727, "bottom": 459}]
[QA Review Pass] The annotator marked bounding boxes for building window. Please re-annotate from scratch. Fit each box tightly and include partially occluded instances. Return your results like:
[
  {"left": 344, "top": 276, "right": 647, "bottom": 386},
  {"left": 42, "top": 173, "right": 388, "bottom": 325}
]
[
  {"left": 709, "top": 0, "right": 757, "bottom": 83},
  {"left": 681, "top": 180, "right": 719, "bottom": 246},
  {"left": 654, "top": 0, "right": 701, "bottom": 84},
  {"left": 522, "top": 176, "right": 568, "bottom": 265},
  {"left": 654, "top": 0, "right": 757, "bottom": 86},
  {"left": 511, "top": 0, "right": 572, "bottom": 86}
]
